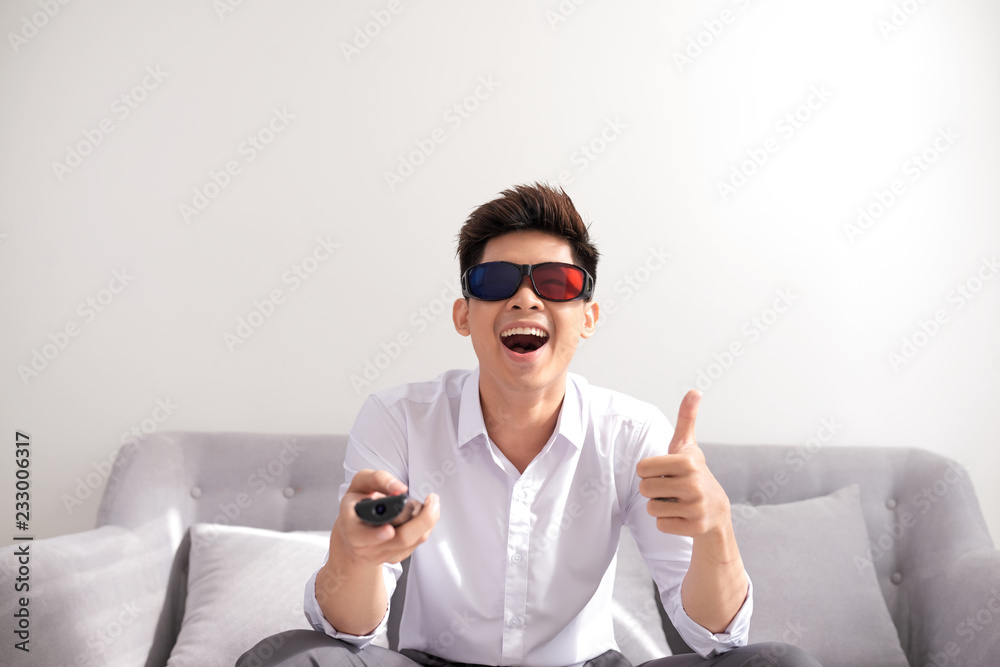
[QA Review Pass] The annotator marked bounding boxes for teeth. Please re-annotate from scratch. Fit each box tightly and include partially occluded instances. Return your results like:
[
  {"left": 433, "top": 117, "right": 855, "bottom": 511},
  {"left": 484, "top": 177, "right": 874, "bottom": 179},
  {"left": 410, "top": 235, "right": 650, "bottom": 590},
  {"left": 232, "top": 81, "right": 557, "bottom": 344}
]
[{"left": 500, "top": 327, "right": 549, "bottom": 338}]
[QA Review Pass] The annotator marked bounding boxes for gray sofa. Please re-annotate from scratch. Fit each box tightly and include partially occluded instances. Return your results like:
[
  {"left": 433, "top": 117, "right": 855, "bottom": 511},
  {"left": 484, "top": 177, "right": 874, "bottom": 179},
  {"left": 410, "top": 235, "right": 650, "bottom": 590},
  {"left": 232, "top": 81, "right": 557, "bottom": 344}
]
[{"left": 2, "top": 430, "right": 998, "bottom": 667}]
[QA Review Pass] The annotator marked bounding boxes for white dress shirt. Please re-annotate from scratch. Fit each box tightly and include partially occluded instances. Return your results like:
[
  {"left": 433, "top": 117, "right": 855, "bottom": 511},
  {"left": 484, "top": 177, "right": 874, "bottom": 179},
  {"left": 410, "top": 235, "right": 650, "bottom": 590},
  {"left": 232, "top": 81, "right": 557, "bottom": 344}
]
[{"left": 303, "top": 367, "right": 752, "bottom": 665}]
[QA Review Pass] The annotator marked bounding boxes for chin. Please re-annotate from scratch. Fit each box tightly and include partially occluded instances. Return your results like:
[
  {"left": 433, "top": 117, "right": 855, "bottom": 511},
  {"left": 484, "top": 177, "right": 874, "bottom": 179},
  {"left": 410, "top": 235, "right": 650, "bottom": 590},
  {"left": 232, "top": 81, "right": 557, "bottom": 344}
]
[
  {"left": 494, "top": 353, "right": 567, "bottom": 390},
  {"left": 474, "top": 333, "right": 574, "bottom": 391}
]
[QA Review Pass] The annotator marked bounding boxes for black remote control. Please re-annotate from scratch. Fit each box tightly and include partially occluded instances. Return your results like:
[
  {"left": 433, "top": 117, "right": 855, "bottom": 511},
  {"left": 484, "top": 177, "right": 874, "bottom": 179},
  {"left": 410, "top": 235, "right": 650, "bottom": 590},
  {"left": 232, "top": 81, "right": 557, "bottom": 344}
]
[{"left": 355, "top": 492, "right": 423, "bottom": 527}]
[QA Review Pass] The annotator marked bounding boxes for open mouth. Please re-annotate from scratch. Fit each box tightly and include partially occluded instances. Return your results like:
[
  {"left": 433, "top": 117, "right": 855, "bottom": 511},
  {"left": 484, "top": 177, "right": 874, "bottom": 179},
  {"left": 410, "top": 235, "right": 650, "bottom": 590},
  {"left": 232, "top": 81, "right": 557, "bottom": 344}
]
[{"left": 500, "top": 326, "right": 549, "bottom": 355}]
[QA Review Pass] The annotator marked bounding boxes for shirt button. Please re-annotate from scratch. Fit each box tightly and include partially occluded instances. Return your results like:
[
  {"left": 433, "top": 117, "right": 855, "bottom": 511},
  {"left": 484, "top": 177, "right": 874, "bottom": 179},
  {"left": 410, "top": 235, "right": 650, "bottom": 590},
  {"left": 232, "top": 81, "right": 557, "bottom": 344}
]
[
  {"left": 511, "top": 553, "right": 522, "bottom": 563},
  {"left": 509, "top": 617, "right": 519, "bottom": 627},
  {"left": 891, "top": 572, "right": 903, "bottom": 585},
  {"left": 885, "top": 498, "right": 898, "bottom": 510}
]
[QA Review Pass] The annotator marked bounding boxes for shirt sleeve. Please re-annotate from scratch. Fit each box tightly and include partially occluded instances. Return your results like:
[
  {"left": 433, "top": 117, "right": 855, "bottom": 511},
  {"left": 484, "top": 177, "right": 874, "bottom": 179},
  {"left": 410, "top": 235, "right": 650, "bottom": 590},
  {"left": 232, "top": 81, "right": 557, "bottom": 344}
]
[
  {"left": 665, "top": 572, "right": 753, "bottom": 658},
  {"left": 620, "top": 405, "right": 753, "bottom": 658},
  {"left": 301, "top": 394, "right": 410, "bottom": 645},
  {"left": 302, "top": 550, "right": 403, "bottom": 648}
]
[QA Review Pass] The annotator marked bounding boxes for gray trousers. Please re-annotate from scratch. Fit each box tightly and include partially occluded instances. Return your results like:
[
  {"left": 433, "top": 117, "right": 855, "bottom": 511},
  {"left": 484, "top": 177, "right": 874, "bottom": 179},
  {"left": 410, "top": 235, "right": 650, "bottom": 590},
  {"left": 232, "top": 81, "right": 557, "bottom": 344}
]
[{"left": 235, "top": 630, "right": 822, "bottom": 667}]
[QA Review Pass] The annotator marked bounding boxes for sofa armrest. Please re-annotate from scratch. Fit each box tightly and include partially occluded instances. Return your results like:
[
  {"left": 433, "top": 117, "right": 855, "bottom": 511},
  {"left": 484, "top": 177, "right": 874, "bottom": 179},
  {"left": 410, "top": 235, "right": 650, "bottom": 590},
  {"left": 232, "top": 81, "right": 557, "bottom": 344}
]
[
  {"left": 908, "top": 547, "right": 1000, "bottom": 666},
  {"left": 0, "top": 525, "right": 173, "bottom": 667}
]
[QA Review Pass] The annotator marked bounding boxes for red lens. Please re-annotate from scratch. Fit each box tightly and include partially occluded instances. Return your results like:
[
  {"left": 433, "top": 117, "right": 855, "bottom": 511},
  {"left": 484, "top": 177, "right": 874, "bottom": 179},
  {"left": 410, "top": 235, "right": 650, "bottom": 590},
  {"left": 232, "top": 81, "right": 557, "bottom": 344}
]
[{"left": 532, "top": 264, "right": 585, "bottom": 300}]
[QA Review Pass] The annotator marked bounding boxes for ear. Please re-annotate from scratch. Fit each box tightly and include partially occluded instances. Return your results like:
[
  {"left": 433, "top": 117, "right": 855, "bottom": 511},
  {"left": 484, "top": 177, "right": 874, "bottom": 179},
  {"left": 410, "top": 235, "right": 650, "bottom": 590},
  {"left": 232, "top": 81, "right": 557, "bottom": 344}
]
[
  {"left": 579, "top": 300, "right": 599, "bottom": 339},
  {"left": 453, "top": 298, "right": 471, "bottom": 337}
]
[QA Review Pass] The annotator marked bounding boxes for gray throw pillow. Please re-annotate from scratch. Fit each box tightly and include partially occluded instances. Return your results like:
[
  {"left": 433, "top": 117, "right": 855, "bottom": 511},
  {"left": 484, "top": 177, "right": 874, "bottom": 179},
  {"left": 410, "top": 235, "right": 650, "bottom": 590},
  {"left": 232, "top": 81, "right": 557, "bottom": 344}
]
[
  {"left": 731, "top": 484, "right": 909, "bottom": 667},
  {"left": 165, "top": 524, "right": 330, "bottom": 667},
  {"left": 612, "top": 529, "right": 672, "bottom": 662}
]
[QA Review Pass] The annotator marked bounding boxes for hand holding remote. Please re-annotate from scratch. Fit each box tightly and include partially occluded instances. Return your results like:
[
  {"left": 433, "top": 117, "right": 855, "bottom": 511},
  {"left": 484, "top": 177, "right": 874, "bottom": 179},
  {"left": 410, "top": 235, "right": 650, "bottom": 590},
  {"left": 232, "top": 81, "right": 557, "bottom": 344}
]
[
  {"left": 355, "top": 492, "right": 424, "bottom": 526},
  {"left": 332, "top": 469, "right": 439, "bottom": 567},
  {"left": 316, "top": 471, "right": 439, "bottom": 638}
]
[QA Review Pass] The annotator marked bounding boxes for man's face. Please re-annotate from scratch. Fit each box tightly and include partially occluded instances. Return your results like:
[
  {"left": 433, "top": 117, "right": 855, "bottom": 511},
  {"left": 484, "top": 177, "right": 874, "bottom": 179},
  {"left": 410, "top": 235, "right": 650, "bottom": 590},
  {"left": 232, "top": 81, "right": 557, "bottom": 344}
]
[{"left": 453, "top": 230, "right": 599, "bottom": 395}]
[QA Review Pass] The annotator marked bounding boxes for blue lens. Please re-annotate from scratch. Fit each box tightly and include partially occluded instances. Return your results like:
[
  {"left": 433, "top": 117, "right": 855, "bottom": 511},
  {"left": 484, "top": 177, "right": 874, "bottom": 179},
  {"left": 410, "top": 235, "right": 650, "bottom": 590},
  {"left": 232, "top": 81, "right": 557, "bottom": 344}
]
[{"left": 467, "top": 263, "right": 522, "bottom": 300}]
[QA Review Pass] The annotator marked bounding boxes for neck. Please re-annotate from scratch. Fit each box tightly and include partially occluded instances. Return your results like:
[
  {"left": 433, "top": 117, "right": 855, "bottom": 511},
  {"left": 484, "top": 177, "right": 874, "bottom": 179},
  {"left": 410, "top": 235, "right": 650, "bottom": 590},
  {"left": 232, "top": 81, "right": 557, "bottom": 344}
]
[{"left": 478, "top": 371, "right": 567, "bottom": 474}]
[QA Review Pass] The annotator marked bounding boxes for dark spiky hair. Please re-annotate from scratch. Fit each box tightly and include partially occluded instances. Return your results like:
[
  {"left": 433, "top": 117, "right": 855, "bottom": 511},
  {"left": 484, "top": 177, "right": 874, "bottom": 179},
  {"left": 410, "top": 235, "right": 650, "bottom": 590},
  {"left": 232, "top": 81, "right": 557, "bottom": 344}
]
[{"left": 455, "top": 182, "right": 599, "bottom": 297}]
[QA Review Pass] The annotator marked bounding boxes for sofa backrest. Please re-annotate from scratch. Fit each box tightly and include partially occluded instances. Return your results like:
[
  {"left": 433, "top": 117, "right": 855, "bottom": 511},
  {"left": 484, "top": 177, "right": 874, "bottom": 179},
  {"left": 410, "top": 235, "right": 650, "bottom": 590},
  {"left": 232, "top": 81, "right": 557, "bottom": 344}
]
[
  {"left": 98, "top": 431, "right": 346, "bottom": 535},
  {"left": 701, "top": 443, "right": 991, "bottom": 659},
  {"left": 98, "top": 431, "right": 991, "bottom": 664},
  {"left": 97, "top": 431, "right": 349, "bottom": 666}
]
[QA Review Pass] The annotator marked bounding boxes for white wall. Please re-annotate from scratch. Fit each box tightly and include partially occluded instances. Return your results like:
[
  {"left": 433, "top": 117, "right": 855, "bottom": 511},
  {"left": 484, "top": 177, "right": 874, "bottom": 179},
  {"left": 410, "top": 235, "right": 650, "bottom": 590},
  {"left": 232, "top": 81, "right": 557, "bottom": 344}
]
[{"left": 1, "top": 0, "right": 998, "bottom": 548}]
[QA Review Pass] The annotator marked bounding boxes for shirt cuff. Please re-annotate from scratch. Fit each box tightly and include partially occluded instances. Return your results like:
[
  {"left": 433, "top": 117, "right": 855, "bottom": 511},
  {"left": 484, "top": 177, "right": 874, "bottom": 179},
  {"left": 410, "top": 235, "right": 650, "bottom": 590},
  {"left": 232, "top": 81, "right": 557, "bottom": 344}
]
[
  {"left": 665, "top": 571, "right": 753, "bottom": 659},
  {"left": 302, "top": 560, "right": 400, "bottom": 649}
]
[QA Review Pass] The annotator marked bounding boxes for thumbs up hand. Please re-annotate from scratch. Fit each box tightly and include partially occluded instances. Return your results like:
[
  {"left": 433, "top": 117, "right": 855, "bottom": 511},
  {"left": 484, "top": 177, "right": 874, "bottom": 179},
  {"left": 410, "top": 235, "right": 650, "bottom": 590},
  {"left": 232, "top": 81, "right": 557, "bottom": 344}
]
[{"left": 636, "top": 390, "right": 732, "bottom": 538}]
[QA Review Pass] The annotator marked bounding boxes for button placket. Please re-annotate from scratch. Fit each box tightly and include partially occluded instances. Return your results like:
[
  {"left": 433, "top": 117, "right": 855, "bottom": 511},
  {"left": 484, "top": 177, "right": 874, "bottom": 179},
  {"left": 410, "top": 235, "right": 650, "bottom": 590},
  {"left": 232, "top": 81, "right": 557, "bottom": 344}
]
[{"left": 501, "top": 477, "right": 531, "bottom": 663}]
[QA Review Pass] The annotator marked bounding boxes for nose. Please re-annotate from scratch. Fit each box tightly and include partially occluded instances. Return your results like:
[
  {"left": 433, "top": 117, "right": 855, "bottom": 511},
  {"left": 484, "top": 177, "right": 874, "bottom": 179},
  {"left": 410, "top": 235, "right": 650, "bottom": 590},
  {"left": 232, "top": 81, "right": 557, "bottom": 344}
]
[{"left": 509, "top": 275, "right": 542, "bottom": 310}]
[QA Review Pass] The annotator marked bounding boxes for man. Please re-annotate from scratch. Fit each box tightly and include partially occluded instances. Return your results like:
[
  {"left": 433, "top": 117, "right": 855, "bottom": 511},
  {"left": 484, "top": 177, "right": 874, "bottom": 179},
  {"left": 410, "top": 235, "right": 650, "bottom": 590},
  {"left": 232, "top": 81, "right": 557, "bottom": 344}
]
[{"left": 239, "top": 184, "right": 820, "bottom": 667}]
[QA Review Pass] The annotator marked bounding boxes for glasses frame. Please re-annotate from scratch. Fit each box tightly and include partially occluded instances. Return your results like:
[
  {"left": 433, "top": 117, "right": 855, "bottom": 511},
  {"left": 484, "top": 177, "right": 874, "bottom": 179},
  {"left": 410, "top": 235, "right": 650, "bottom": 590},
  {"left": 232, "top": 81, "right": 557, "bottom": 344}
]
[{"left": 461, "top": 261, "right": 596, "bottom": 302}]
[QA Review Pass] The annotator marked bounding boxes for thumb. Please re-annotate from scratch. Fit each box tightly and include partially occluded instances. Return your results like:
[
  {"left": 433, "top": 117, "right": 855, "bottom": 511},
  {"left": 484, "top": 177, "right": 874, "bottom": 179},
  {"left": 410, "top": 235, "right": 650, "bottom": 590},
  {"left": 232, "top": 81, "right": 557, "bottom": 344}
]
[{"left": 668, "top": 389, "right": 701, "bottom": 454}]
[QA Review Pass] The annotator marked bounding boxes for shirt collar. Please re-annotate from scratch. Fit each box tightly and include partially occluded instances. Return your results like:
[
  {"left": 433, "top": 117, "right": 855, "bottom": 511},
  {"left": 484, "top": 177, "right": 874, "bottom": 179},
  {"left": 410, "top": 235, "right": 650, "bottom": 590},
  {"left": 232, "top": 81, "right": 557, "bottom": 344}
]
[{"left": 456, "top": 366, "right": 586, "bottom": 451}]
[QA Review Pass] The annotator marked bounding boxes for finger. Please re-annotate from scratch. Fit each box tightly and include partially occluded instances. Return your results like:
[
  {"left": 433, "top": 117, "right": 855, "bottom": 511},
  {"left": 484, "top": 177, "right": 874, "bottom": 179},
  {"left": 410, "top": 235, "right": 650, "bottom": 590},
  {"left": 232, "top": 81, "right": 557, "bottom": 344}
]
[
  {"left": 647, "top": 497, "right": 689, "bottom": 519},
  {"left": 636, "top": 454, "right": 696, "bottom": 480},
  {"left": 347, "top": 469, "right": 408, "bottom": 497},
  {"left": 638, "top": 476, "right": 690, "bottom": 501},
  {"left": 345, "top": 520, "right": 397, "bottom": 547},
  {"left": 669, "top": 389, "right": 701, "bottom": 454},
  {"left": 393, "top": 493, "right": 440, "bottom": 545},
  {"left": 655, "top": 516, "right": 694, "bottom": 536},
  {"left": 333, "top": 495, "right": 397, "bottom": 553},
  {"left": 339, "top": 471, "right": 409, "bottom": 548}
]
